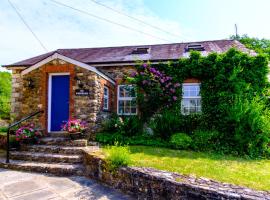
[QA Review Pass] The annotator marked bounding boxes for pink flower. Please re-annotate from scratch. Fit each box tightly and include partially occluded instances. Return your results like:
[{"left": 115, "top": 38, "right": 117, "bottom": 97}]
[
  {"left": 174, "top": 83, "right": 181, "bottom": 87},
  {"left": 170, "top": 88, "right": 175, "bottom": 93},
  {"left": 173, "top": 96, "right": 177, "bottom": 101}
]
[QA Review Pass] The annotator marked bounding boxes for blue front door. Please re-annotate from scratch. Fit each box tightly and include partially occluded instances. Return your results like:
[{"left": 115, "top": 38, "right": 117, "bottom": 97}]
[{"left": 50, "top": 75, "right": 70, "bottom": 131}]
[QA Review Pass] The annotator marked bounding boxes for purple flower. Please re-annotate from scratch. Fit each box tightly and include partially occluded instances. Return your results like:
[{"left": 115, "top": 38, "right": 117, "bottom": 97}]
[
  {"left": 149, "top": 67, "right": 157, "bottom": 74},
  {"left": 173, "top": 96, "right": 177, "bottom": 101},
  {"left": 160, "top": 79, "right": 165, "bottom": 83},
  {"left": 143, "top": 63, "right": 147, "bottom": 68},
  {"left": 174, "top": 83, "right": 181, "bottom": 87},
  {"left": 170, "top": 88, "right": 175, "bottom": 93},
  {"left": 142, "top": 80, "right": 148, "bottom": 85},
  {"left": 130, "top": 71, "right": 137, "bottom": 77},
  {"left": 140, "top": 72, "right": 145, "bottom": 75}
]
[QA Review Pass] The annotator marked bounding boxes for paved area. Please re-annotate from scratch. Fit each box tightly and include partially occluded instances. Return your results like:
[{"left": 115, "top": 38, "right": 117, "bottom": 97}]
[{"left": 0, "top": 169, "right": 133, "bottom": 200}]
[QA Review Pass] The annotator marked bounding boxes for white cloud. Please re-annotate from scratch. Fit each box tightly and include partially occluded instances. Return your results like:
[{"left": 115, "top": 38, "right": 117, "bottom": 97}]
[{"left": 0, "top": 0, "right": 191, "bottom": 69}]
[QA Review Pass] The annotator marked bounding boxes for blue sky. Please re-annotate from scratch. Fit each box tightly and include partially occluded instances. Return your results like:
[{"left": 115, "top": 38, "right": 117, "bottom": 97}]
[{"left": 1, "top": 0, "right": 269, "bottom": 71}]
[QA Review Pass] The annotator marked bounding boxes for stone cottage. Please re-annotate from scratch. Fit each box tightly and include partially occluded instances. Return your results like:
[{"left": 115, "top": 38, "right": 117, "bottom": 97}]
[{"left": 3, "top": 39, "right": 250, "bottom": 134}]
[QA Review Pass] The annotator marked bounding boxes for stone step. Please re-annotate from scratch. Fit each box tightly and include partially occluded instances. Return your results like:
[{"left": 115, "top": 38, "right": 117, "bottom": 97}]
[
  {"left": 20, "top": 145, "right": 86, "bottom": 155},
  {"left": 39, "top": 137, "right": 87, "bottom": 147},
  {"left": 47, "top": 131, "right": 69, "bottom": 138},
  {"left": 88, "top": 141, "right": 99, "bottom": 146},
  {"left": 0, "top": 158, "right": 84, "bottom": 176},
  {"left": 10, "top": 151, "right": 83, "bottom": 164}
]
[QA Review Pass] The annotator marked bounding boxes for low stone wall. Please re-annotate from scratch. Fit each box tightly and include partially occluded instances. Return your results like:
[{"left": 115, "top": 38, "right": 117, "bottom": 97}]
[{"left": 83, "top": 150, "right": 270, "bottom": 200}]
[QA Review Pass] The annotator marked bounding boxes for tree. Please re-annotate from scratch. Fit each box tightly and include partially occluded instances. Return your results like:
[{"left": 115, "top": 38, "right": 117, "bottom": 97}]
[
  {"left": 231, "top": 34, "right": 270, "bottom": 59},
  {"left": 0, "top": 72, "right": 11, "bottom": 119}
]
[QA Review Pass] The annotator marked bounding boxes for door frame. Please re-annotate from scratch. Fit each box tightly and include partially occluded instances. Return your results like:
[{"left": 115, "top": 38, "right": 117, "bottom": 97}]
[{"left": 47, "top": 73, "right": 70, "bottom": 132}]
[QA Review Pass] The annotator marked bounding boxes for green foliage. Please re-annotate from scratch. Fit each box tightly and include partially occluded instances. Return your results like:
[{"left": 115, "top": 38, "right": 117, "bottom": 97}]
[
  {"left": 96, "top": 132, "right": 169, "bottom": 147},
  {"left": 170, "top": 133, "right": 192, "bottom": 149},
  {"left": 0, "top": 127, "right": 8, "bottom": 132},
  {"left": 231, "top": 34, "right": 270, "bottom": 59},
  {"left": 105, "top": 144, "right": 131, "bottom": 170},
  {"left": 150, "top": 109, "right": 203, "bottom": 140},
  {"left": 102, "top": 114, "right": 143, "bottom": 137},
  {"left": 100, "top": 48, "right": 270, "bottom": 157},
  {"left": 226, "top": 97, "right": 270, "bottom": 157},
  {"left": 191, "top": 130, "right": 220, "bottom": 151},
  {"left": 150, "top": 109, "right": 181, "bottom": 140},
  {"left": 0, "top": 72, "right": 11, "bottom": 119}
]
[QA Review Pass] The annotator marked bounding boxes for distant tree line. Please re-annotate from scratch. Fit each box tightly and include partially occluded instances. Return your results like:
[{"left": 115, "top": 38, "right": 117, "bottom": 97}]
[
  {"left": 231, "top": 34, "right": 270, "bottom": 59},
  {"left": 0, "top": 71, "right": 11, "bottom": 119}
]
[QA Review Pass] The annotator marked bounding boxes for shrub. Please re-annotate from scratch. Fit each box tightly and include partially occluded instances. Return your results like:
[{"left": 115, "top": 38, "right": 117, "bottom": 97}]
[
  {"left": 191, "top": 129, "right": 220, "bottom": 151},
  {"left": 170, "top": 133, "right": 192, "bottom": 149},
  {"left": 101, "top": 114, "right": 143, "bottom": 137},
  {"left": 101, "top": 113, "right": 123, "bottom": 133},
  {"left": 0, "top": 127, "right": 7, "bottom": 132},
  {"left": 226, "top": 97, "right": 270, "bottom": 157},
  {"left": 120, "top": 116, "right": 143, "bottom": 136},
  {"left": 96, "top": 132, "right": 170, "bottom": 147},
  {"left": 150, "top": 110, "right": 181, "bottom": 139},
  {"left": 95, "top": 132, "right": 124, "bottom": 145},
  {"left": 106, "top": 145, "right": 131, "bottom": 170}
]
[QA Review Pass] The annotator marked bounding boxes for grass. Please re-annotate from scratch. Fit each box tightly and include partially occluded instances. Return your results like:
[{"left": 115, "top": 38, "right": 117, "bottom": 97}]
[{"left": 103, "top": 145, "right": 270, "bottom": 191}]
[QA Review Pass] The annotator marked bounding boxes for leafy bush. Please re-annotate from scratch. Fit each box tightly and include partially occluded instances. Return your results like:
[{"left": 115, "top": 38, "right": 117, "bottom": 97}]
[
  {"left": 106, "top": 145, "right": 131, "bottom": 170},
  {"left": 0, "top": 72, "right": 11, "bottom": 119},
  {"left": 0, "top": 127, "right": 7, "bottom": 132},
  {"left": 102, "top": 114, "right": 143, "bottom": 137},
  {"left": 102, "top": 113, "right": 123, "bottom": 133},
  {"left": 226, "top": 97, "right": 270, "bottom": 157},
  {"left": 95, "top": 132, "right": 124, "bottom": 145},
  {"left": 96, "top": 132, "right": 170, "bottom": 147},
  {"left": 170, "top": 133, "right": 192, "bottom": 149},
  {"left": 150, "top": 110, "right": 181, "bottom": 139},
  {"left": 191, "top": 130, "right": 220, "bottom": 151},
  {"left": 120, "top": 116, "right": 143, "bottom": 137}
]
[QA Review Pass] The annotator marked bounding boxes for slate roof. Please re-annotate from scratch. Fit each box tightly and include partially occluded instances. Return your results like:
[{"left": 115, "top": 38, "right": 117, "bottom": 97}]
[{"left": 3, "top": 39, "right": 251, "bottom": 67}]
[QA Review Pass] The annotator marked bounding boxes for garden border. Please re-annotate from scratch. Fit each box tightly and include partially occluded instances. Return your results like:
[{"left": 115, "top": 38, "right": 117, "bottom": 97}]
[{"left": 82, "top": 149, "right": 270, "bottom": 200}]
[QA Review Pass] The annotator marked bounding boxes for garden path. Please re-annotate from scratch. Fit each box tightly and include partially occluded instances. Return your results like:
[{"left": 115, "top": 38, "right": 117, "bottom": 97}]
[{"left": 0, "top": 169, "right": 133, "bottom": 200}]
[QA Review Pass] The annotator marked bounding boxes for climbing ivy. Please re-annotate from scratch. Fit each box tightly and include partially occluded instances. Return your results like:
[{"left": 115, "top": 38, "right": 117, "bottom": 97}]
[{"left": 128, "top": 48, "right": 270, "bottom": 157}]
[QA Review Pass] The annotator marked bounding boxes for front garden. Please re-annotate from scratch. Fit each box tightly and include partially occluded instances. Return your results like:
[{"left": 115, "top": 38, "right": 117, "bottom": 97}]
[
  {"left": 103, "top": 145, "right": 270, "bottom": 191},
  {"left": 96, "top": 48, "right": 270, "bottom": 191}
]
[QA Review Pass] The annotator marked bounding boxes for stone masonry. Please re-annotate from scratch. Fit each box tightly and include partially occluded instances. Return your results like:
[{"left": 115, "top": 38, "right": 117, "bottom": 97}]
[
  {"left": 83, "top": 150, "right": 270, "bottom": 200},
  {"left": 9, "top": 59, "right": 136, "bottom": 136}
]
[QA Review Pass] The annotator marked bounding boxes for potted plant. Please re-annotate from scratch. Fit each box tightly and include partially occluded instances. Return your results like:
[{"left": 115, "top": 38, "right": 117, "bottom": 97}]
[
  {"left": 61, "top": 119, "right": 87, "bottom": 140},
  {"left": 15, "top": 123, "right": 43, "bottom": 145}
]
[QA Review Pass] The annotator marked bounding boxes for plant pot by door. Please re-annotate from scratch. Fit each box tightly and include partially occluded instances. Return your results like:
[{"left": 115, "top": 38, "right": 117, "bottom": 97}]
[{"left": 69, "top": 132, "right": 82, "bottom": 140}]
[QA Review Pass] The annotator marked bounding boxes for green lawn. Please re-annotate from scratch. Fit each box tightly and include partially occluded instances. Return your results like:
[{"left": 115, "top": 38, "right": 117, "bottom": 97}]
[{"left": 103, "top": 145, "right": 270, "bottom": 191}]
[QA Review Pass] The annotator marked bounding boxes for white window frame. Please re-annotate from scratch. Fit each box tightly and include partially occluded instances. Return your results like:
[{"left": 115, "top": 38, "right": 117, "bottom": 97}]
[
  {"left": 117, "top": 85, "right": 137, "bottom": 115},
  {"left": 103, "top": 86, "right": 109, "bottom": 110},
  {"left": 181, "top": 83, "right": 201, "bottom": 115}
]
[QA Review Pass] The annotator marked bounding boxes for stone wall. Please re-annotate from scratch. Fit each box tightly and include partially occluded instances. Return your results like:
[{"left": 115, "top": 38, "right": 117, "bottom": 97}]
[
  {"left": 9, "top": 59, "right": 117, "bottom": 135},
  {"left": 10, "top": 69, "right": 24, "bottom": 120},
  {"left": 73, "top": 67, "right": 114, "bottom": 136},
  {"left": 83, "top": 150, "right": 270, "bottom": 200}
]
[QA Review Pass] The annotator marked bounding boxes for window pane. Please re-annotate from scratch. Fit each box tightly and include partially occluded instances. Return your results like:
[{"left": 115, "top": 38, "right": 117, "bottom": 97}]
[
  {"left": 119, "top": 85, "right": 136, "bottom": 97},
  {"left": 104, "top": 87, "right": 108, "bottom": 96},
  {"left": 118, "top": 85, "right": 137, "bottom": 115},
  {"left": 181, "top": 97, "right": 201, "bottom": 115},
  {"left": 182, "top": 84, "right": 200, "bottom": 97}
]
